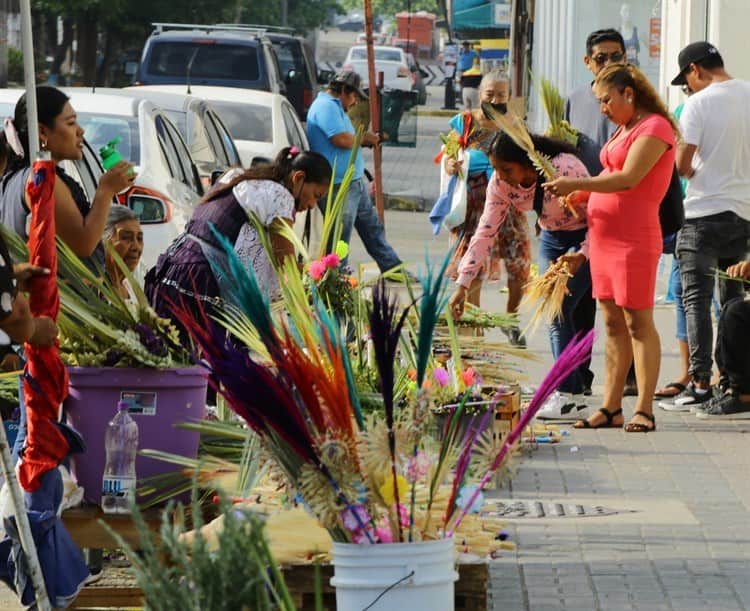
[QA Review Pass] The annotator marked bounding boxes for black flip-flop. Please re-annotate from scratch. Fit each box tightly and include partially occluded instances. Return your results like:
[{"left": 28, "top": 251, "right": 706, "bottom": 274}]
[{"left": 654, "top": 382, "right": 686, "bottom": 399}]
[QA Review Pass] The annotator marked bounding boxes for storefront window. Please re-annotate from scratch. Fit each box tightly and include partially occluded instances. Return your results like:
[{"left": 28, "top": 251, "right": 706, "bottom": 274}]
[{"left": 570, "top": 0, "right": 662, "bottom": 88}]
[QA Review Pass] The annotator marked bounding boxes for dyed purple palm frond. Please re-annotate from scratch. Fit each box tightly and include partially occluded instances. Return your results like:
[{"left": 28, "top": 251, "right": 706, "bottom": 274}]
[
  {"left": 447, "top": 330, "right": 595, "bottom": 536},
  {"left": 443, "top": 405, "right": 493, "bottom": 527},
  {"left": 369, "top": 280, "right": 412, "bottom": 541}
]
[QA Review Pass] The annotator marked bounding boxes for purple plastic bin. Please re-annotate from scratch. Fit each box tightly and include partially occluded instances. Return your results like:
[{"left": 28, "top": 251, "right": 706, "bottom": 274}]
[{"left": 64, "top": 366, "right": 208, "bottom": 505}]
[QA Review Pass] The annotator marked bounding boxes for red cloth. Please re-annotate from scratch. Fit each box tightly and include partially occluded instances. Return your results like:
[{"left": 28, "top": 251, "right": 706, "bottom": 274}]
[
  {"left": 587, "top": 115, "right": 676, "bottom": 310},
  {"left": 17, "top": 160, "right": 70, "bottom": 492}
]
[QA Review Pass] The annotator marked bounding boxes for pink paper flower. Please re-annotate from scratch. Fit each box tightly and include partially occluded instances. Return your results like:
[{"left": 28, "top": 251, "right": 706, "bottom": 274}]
[
  {"left": 461, "top": 367, "right": 476, "bottom": 387},
  {"left": 341, "top": 504, "right": 371, "bottom": 532},
  {"left": 375, "top": 525, "right": 393, "bottom": 543},
  {"left": 322, "top": 253, "right": 340, "bottom": 269},
  {"left": 309, "top": 260, "right": 326, "bottom": 280},
  {"left": 433, "top": 367, "right": 449, "bottom": 387}
]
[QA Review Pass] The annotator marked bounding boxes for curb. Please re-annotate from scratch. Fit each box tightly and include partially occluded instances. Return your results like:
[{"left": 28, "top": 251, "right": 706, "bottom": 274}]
[
  {"left": 417, "top": 108, "right": 460, "bottom": 118},
  {"left": 383, "top": 193, "right": 427, "bottom": 212}
]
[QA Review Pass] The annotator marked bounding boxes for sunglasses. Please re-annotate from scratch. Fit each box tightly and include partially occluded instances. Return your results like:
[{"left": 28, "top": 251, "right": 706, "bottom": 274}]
[{"left": 593, "top": 52, "right": 625, "bottom": 66}]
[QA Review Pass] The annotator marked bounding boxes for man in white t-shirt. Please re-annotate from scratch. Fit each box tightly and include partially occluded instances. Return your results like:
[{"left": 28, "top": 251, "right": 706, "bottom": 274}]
[{"left": 670, "top": 42, "right": 750, "bottom": 415}]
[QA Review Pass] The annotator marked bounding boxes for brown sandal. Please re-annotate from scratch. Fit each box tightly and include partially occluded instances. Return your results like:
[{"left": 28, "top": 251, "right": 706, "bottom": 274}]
[
  {"left": 574, "top": 407, "right": 623, "bottom": 429},
  {"left": 624, "top": 411, "right": 656, "bottom": 433}
]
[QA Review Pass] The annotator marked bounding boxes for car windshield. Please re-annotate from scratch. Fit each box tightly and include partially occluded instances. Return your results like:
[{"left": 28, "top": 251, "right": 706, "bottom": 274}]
[
  {"left": 210, "top": 101, "right": 272, "bottom": 142},
  {"left": 350, "top": 47, "right": 402, "bottom": 62},
  {"left": 77, "top": 113, "right": 141, "bottom": 164},
  {"left": 146, "top": 41, "right": 260, "bottom": 82}
]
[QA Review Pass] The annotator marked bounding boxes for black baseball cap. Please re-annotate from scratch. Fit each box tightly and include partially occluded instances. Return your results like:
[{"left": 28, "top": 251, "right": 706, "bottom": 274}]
[
  {"left": 331, "top": 70, "right": 368, "bottom": 100},
  {"left": 671, "top": 42, "right": 722, "bottom": 85}
]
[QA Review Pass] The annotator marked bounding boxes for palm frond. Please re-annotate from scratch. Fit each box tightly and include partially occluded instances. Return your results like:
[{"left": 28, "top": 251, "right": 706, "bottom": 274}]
[{"left": 447, "top": 330, "right": 595, "bottom": 535}]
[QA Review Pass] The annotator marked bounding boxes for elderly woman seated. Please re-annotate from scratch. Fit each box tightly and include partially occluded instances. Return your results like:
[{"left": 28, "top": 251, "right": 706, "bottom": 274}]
[{"left": 103, "top": 206, "right": 143, "bottom": 301}]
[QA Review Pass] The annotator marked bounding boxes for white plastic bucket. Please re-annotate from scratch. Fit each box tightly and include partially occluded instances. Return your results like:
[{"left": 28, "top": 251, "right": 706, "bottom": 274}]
[{"left": 330, "top": 538, "right": 458, "bottom": 611}]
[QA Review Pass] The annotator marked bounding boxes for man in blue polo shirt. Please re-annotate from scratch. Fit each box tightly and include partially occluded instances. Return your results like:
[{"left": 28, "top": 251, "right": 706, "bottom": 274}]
[{"left": 307, "top": 71, "right": 403, "bottom": 273}]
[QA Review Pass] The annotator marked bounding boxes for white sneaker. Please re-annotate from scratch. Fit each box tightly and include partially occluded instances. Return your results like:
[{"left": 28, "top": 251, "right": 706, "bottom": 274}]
[{"left": 535, "top": 392, "right": 589, "bottom": 420}]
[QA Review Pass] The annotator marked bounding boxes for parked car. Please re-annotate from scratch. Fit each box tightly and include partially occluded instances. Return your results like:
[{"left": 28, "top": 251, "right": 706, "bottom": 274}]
[
  {"left": 135, "top": 23, "right": 285, "bottom": 95},
  {"left": 4, "top": 89, "right": 204, "bottom": 272},
  {"left": 343, "top": 45, "right": 427, "bottom": 102},
  {"left": 135, "top": 85, "right": 308, "bottom": 168},
  {"left": 265, "top": 32, "right": 320, "bottom": 120},
  {"left": 111, "top": 87, "right": 242, "bottom": 187}
]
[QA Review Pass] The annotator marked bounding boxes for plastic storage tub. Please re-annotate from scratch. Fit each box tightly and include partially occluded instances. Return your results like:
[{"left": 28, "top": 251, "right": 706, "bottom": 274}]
[{"left": 64, "top": 366, "right": 208, "bottom": 505}]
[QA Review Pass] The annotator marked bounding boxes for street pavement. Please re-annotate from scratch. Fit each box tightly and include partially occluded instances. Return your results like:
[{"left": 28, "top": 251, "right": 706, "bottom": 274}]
[{"left": 2, "top": 87, "right": 748, "bottom": 611}]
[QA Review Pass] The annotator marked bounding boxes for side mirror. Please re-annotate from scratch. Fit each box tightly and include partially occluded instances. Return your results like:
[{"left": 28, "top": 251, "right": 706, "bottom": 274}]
[
  {"left": 128, "top": 194, "right": 168, "bottom": 223},
  {"left": 286, "top": 68, "right": 298, "bottom": 83}
]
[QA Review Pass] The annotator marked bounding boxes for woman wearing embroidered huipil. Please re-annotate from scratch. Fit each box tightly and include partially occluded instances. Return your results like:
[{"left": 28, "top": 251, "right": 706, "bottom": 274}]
[
  {"left": 449, "top": 132, "right": 592, "bottom": 417},
  {"left": 145, "top": 147, "right": 331, "bottom": 343},
  {"left": 442, "top": 69, "right": 531, "bottom": 346},
  {"left": 544, "top": 64, "right": 678, "bottom": 433}
]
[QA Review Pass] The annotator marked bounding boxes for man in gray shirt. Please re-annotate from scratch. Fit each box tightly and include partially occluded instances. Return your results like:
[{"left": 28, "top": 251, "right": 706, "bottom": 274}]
[{"left": 566, "top": 29, "right": 629, "bottom": 397}]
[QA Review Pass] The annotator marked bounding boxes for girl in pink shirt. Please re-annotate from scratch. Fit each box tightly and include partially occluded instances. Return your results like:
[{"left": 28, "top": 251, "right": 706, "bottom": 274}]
[{"left": 450, "top": 132, "right": 592, "bottom": 413}]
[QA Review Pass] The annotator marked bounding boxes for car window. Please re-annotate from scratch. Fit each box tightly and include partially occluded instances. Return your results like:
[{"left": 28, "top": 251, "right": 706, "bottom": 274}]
[
  {"left": 280, "top": 102, "right": 305, "bottom": 149},
  {"left": 179, "top": 109, "right": 216, "bottom": 167},
  {"left": 154, "top": 114, "right": 183, "bottom": 181},
  {"left": 200, "top": 110, "right": 229, "bottom": 166},
  {"left": 272, "top": 39, "right": 305, "bottom": 79},
  {"left": 208, "top": 111, "right": 242, "bottom": 166},
  {"left": 163, "top": 116, "right": 201, "bottom": 192},
  {"left": 146, "top": 41, "right": 260, "bottom": 82},
  {"left": 210, "top": 101, "right": 272, "bottom": 142},
  {"left": 77, "top": 113, "right": 141, "bottom": 164}
]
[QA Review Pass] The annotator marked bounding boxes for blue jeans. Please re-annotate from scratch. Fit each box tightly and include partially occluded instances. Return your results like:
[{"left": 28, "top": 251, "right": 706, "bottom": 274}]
[
  {"left": 538, "top": 228, "right": 592, "bottom": 394},
  {"left": 320, "top": 177, "right": 402, "bottom": 272},
  {"left": 676, "top": 212, "right": 749, "bottom": 382}
]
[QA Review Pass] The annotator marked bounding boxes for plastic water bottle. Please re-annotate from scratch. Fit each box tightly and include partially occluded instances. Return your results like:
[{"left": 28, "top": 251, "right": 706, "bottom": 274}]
[{"left": 101, "top": 400, "right": 139, "bottom": 514}]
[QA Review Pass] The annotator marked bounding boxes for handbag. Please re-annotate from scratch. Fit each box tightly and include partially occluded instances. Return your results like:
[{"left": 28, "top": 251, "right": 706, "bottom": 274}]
[{"left": 659, "top": 165, "right": 685, "bottom": 240}]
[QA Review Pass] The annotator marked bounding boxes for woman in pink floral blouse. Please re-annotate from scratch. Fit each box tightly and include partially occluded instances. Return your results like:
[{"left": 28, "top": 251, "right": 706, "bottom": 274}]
[{"left": 449, "top": 132, "right": 592, "bottom": 418}]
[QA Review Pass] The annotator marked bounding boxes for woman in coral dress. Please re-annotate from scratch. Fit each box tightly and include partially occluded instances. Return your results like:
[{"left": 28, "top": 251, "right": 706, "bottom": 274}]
[{"left": 544, "top": 64, "right": 678, "bottom": 433}]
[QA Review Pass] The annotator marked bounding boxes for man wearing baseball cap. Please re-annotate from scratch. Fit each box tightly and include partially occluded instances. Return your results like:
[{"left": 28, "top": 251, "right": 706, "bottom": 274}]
[
  {"left": 668, "top": 42, "right": 750, "bottom": 416},
  {"left": 306, "top": 71, "right": 405, "bottom": 275}
]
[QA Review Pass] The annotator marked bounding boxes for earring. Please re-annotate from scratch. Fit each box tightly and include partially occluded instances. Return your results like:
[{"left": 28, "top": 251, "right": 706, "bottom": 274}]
[
  {"left": 627, "top": 98, "right": 633, "bottom": 104},
  {"left": 40, "top": 139, "right": 47, "bottom": 149}
]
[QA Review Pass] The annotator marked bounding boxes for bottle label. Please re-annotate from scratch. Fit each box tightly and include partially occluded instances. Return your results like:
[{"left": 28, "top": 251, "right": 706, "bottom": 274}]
[
  {"left": 119, "top": 390, "right": 157, "bottom": 416},
  {"left": 102, "top": 476, "right": 136, "bottom": 497}
]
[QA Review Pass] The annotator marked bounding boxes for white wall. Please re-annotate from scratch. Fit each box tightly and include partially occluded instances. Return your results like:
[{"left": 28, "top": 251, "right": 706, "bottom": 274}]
[{"left": 660, "top": 0, "right": 750, "bottom": 109}]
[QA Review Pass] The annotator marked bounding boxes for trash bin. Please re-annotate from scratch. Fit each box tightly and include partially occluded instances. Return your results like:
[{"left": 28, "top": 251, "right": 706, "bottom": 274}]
[{"left": 380, "top": 89, "right": 418, "bottom": 148}]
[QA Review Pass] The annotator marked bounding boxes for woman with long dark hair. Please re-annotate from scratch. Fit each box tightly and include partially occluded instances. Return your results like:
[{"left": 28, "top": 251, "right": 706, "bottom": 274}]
[
  {"left": 145, "top": 147, "right": 332, "bottom": 333},
  {"left": 449, "top": 131, "right": 592, "bottom": 417},
  {"left": 0, "top": 86, "right": 134, "bottom": 262}
]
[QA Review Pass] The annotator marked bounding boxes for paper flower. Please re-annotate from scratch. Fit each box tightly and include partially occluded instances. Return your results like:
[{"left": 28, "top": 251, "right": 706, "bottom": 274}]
[
  {"left": 456, "top": 484, "right": 484, "bottom": 514},
  {"left": 308, "top": 260, "right": 326, "bottom": 280},
  {"left": 433, "top": 367, "right": 449, "bottom": 387},
  {"left": 341, "top": 504, "right": 371, "bottom": 532},
  {"left": 375, "top": 524, "right": 393, "bottom": 543},
  {"left": 322, "top": 253, "right": 340, "bottom": 269},
  {"left": 335, "top": 240, "right": 349, "bottom": 259},
  {"left": 379, "top": 474, "right": 408, "bottom": 506},
  {"left": 461, "top": 367, "right": 476, "bottom": 387}
]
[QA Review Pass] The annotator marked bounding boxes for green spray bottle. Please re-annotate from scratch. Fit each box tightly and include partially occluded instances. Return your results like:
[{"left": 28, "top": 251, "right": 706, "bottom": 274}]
[{"left": 99, "top": 138, "right": 124, "bottom": 171}]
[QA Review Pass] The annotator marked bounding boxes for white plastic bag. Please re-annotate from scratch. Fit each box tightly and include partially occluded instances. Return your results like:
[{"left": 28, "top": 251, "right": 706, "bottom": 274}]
[{"left": 440, "top": 149, "right": 468, "bottom": 231}]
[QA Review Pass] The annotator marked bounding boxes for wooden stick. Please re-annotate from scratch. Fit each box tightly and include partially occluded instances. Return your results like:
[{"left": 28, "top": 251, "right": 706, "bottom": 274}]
[{"left": 363, "top": 0, "right": 385, "bottom": 224}]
